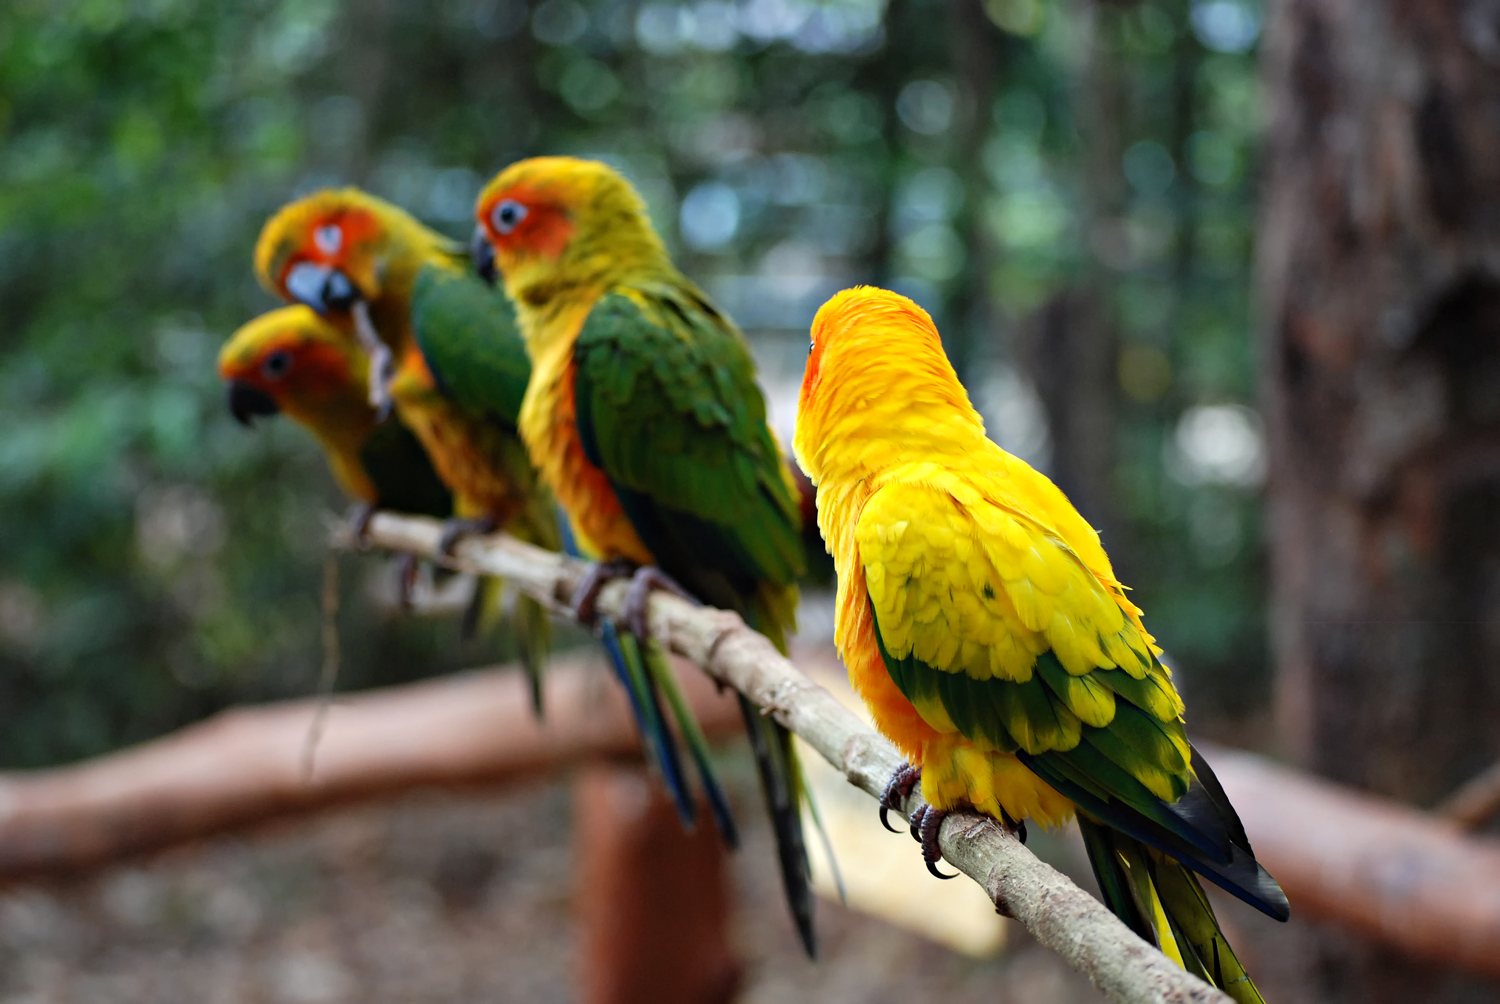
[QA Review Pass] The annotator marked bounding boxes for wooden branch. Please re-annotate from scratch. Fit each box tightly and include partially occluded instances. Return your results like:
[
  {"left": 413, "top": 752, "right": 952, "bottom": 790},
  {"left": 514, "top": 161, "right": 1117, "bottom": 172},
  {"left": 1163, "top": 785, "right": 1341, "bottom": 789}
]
[
  {"left": 1204, "top": 742, "right": 1500, "bottom": 978},
  {"left": 1435, "top": 759, "right": 1500, "bottom": 831},
  {"left": 2, "top": 514, "right": 1498, "bottom": 988},
  {"left": 352, "top": 513, "right": 1231, "bottom": 1004},
  {"left": 0, "top": 652, "right": 741, "bottom": 878}
]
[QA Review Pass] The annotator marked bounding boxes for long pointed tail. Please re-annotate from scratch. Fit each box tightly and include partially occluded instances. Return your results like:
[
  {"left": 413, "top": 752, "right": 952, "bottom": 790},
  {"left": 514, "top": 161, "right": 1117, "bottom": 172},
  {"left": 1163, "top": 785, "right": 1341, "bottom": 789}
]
[
  {"left": 458, "top": 576, "right": 550, "bottom": 719},
  {"left": 739, "top": 696, "right": 816, "bottom": 958},
  {"left": 599, "top": 620, "right": 697, "bottom": 829},
  {"left": 1079, "top": 814, "right": 1265, "bottom": 1004}
]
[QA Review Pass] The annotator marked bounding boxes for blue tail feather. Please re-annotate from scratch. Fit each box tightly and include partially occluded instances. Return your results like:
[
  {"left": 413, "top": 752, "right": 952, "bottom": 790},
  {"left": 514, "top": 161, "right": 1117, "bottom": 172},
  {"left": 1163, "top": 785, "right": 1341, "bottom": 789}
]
[
  {"left": 611, "top": 621, "right": 696, "bottom": 829},
  {"left": 642, "top": 640, "right": 740, "bottom": 849}
]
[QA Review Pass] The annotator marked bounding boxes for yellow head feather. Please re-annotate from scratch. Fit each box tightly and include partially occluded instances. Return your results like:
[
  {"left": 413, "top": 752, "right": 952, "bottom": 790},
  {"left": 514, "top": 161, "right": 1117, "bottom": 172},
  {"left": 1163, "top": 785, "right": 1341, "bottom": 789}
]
[
  {"left": 794, "top": 286, "right": 987, "bottom": 489},
  {"left": 217, "top": 305, "right": 378, "bottom": 501},
  {"left": 217, "top": 305, "right": 368, "bottom": 423},
  {"left": 254, "top": 187, "right": 460, "bottom": 306},
  {"left": 473, "top": 156, "right": 671, "bottom": 312}
]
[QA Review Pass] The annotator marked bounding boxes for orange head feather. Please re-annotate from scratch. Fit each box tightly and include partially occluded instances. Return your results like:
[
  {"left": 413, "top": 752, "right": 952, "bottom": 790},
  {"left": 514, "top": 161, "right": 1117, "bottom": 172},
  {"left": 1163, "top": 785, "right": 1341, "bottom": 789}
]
[
  {"left": 217, "top": 305, "right": 370, "bottom": 432},
  {"left": 794, "top": 286, "right": 985, "bottom": 486},
  {"left": 473, "top": 157, "right": 670, "bottom": 310},
  {"left": 254, "top": 188, "right": 459, "bottom": 330}
]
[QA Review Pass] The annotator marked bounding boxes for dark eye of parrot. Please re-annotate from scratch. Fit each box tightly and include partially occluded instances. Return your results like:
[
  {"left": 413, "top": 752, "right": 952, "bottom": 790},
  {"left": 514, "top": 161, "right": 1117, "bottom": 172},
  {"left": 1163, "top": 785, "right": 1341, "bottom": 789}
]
[
  {"left": 262, "top": 350, "right": 292, "bottom": 380},
  {"left": 314, "top": 224, "right": 343, "bottom": 255},
  {"left": 492, "top": 199, "right": 528, "bottom": 235}
]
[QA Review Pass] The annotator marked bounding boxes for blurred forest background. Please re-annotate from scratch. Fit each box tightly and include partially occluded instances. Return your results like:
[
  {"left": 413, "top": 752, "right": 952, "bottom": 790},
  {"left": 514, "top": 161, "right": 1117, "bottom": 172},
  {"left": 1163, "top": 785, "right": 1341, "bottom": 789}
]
[
  {"left": 0, "top": 0, "right": 1268, "bottom": 768},
  {"left": 14, "top": 1, "right": 1500, "bottom": 1002}
]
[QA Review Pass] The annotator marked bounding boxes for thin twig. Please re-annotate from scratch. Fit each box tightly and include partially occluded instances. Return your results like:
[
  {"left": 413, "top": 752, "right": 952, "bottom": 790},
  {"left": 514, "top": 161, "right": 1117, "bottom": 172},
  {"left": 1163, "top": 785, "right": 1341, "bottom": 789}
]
[
  {"left": 345, "top": 512, "right": 1232, "bottom": 1004},
  {"left": 301, "top": 550, "right": 342, "bottom": 785}
]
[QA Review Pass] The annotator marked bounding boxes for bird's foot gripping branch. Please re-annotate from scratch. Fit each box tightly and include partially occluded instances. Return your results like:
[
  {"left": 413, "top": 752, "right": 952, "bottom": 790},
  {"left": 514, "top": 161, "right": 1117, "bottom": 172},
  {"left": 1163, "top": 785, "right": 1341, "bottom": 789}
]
[{"left": 340, "top": 511, "right": 1236, "bottom": 1004}]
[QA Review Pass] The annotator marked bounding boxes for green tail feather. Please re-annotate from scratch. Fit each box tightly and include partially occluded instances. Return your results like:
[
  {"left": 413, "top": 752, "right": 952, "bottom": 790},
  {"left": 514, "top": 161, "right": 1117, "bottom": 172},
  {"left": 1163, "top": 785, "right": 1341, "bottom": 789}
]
[
  {"left": 459, "top": 576, "right": 549, "bottom": 720},
  {"left": 643, "top": 639, "right": 739, "bottom": 849},
  {"left": 1079, "top": 815, "right": 1266, "bottom": 1004},
  {"left": 739, "top": 695, "right": 816, "bottom": 958},
  {"left": 799, "top": 761, "right": 846, "bottom": 905},
  {"left": 615, "top": 625, "right": 696, "bottom": 829},
  {"left": 514, "top": 593, "right": 550, "bottom": 719},
  {"left": 459, "top": 574, "right": 496, "bottom": 645},
  {"left": 740, "top": 583, "right": 816, "bottom": 956}
]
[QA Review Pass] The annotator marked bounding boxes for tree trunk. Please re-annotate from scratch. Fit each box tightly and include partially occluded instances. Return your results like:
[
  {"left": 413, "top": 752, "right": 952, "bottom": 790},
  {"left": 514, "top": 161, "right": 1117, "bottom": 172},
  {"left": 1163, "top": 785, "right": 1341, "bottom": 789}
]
[
  {"left": 1017, "top": 0, "right": 1126, "bottom": 541},
  {"left": 1259, "top": 1, "right": 1500, "bottom": 999},
  {"left": 947, "top": 0, "right": 1004, "bottom": 387}
]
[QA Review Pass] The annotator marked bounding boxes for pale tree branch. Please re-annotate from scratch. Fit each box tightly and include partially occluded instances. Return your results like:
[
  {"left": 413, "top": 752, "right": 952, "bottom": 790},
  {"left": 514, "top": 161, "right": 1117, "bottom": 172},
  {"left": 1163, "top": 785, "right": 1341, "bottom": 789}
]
[
  {"left": 350, "top": 512, "right": 1232, "bottom": 1004},
  {"left": 1436, "top": 759, "right": 1500, "bottom": 831}
]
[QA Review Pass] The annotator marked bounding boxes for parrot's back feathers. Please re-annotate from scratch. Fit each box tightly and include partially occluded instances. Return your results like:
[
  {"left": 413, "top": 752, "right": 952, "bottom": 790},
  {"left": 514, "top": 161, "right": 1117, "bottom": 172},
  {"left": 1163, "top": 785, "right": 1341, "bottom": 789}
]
[
  {"left": 572, "top": 281, "right": 804, "bottom": 631},
  {"left": 410, "top": 263, "right": 531, "bottom": 426},
  {"left": 358, "top": 418, "right": 454, "bottom": 518}
]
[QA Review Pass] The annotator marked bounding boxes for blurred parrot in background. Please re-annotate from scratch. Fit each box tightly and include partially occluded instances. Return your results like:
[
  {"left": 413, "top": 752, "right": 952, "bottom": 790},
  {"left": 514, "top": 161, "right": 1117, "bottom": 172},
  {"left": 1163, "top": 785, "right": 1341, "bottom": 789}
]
[
  {"left": 473, "top": 157, "right": 817, "bottom": 955},
  {"left": 218, "top": 304, "right": 452, "bottom": 520},
  {"left": 794, "top": 287, "right": 1287, "bottom": 1003},
  {"left": 254, "top": 189, "right": 560, "bottom": 712}
]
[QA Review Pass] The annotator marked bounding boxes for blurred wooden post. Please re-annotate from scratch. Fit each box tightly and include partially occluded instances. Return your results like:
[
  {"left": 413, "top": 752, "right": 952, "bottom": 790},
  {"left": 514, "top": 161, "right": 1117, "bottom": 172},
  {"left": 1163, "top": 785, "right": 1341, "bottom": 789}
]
[{"left": 574, "top": 762, "right": 740, "bottom": 1004}]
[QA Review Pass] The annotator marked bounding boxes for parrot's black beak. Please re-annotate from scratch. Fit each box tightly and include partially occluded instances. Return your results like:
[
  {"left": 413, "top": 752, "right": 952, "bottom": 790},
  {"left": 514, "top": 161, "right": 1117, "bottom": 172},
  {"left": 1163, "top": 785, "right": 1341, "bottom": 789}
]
[
  {"left": 227, "top": 381, "right": 280, "bottom": 427},
  {"left": 470, "top": 225, "right": 497, "bottom": 286},
  {"left": 284, "top": 261, "right": 360, "bottom": 314}
]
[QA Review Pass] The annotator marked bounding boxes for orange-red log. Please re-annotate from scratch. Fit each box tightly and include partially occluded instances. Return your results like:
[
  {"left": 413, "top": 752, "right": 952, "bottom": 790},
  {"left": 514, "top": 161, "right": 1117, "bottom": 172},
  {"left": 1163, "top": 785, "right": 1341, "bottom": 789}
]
[
  {"left": 1205, "top": 742, "right": 1500, "bottom": 977},
  {"left": 0, "top": 654, "right": 741, "bottom": 879}
]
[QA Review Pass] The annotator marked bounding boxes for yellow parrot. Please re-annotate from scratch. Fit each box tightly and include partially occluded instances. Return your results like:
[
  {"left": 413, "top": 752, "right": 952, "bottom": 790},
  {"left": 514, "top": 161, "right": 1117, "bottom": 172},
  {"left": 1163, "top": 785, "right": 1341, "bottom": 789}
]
[{"left": 794, "top": 287, "right": 1287, "bottom": 1003}]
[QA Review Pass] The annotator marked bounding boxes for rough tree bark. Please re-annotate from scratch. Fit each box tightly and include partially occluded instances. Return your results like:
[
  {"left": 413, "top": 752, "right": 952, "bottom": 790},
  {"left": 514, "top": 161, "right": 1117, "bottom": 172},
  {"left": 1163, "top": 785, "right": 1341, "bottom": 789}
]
[{"left": 1259, "top": 2, "right": 1500, "bottom": 1000}]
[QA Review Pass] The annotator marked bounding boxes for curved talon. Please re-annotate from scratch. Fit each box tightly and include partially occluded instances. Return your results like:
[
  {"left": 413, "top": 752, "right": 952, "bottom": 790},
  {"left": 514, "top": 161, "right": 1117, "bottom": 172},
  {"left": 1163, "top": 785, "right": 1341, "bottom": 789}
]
[
  {"left": 569, "top": 559, "right": 635, "bottom": 627},
  {"left": 348, "top": 502, "right": 378, "bottom": 545},
  {"left": 437, "top": 516, "right": 497, "bottom": 557},
  {"left": 999, "top": 808, "right": 1028, "bottom": 845},
  {"left": 394, "top": 553, "right": 420, "bottom": 611},
  {"left": 927, "top": 860, "right": 958, "bottom": 880},
  {"left": 879, "top": 762, "right": 921, "bottom": 833},
  {"left": 620, "top": 566, "right": 699, "bottom": 640},
  {"left": 908, "top": 803, "right": 926, "bottom": 844},
  {"left": 917, "top": 805, "right": 957, "bottom": 879}
]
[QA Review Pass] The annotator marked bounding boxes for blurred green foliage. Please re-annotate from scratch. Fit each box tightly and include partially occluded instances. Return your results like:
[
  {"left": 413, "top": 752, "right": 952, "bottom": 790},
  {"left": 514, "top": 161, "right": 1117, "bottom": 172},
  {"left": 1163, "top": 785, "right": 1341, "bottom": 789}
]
[{"left": 0, "top": 0, "right": 1265, "bottom": 767}]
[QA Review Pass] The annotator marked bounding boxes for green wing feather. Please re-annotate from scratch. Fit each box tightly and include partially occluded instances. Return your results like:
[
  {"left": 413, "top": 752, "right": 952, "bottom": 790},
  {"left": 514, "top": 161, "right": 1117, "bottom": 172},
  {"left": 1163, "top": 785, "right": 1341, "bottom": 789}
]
[
  {"left": 410, "top": 261, "right": 558, "bottom": 551},
  {"left": 358, "top": 417, "right": 453, "bottom": 517},
  {"left": 870, "top": 602, "right": 1286, "bottom": 920},
  {"left": 572, "top": 281, "right": 804, "bottom": 638},
  {"left": 409, "top": 260, "right": 559, "bottom": 699},
  {"left": 410, "top": 262, "right": 530, "bottom": 425},
  {"left": 572, "top": 277, "right": 815, "bottom": 956}
]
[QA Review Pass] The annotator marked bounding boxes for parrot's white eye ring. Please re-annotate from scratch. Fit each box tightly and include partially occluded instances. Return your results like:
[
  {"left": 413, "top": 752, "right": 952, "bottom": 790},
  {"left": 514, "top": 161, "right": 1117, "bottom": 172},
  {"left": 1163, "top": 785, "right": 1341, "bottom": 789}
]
[
  {"left": 492, "top": 199, "right": 528, "bottom": 235},
  {"left": 314, "top": 224, "right": 343, "bottom": 255}
]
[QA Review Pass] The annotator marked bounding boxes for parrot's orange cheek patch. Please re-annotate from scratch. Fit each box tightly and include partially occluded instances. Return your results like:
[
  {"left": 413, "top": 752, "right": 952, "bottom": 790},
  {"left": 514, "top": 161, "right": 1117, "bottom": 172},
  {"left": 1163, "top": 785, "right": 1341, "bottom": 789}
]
[
  {"left": 291, "top": 341, "right": 354, "bottom": 392},
  {"left": 799, "top": 336, "right": 827, "bottom": 412},
  {"left": 514, "top": 204, "right": 574, "bottom": 262},
  {"left": 482, "top": 182, "right": 575, "bottom": 264}
]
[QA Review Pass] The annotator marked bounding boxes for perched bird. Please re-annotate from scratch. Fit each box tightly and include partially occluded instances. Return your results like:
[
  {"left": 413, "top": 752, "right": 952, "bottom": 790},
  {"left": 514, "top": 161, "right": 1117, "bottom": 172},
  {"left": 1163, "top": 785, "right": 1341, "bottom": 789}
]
[
  {"left": 794, "top": 287, "right": 1288, "bottom": 1003},
  {"left": 254, "top": 189, "right": 560, "bottom": 710},
  {"left": 473, "top": 157, "right": 815, "bottom": 954},
  {"left": 217, "top": 304, "right": 451, "bottom": 520}
]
